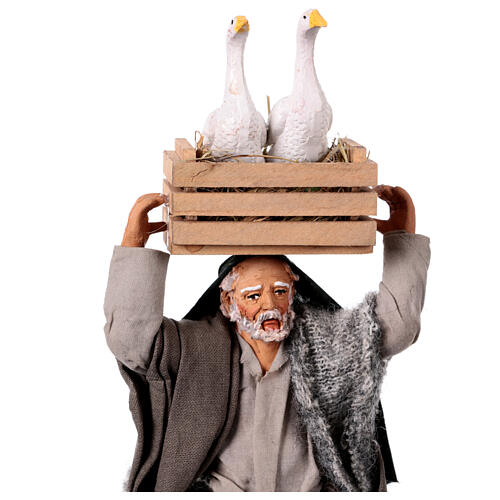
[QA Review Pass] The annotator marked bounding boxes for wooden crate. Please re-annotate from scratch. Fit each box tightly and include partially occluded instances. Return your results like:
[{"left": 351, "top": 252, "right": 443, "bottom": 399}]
[{"left": 162, "top": 138, "right": 378, "bottom": 255}]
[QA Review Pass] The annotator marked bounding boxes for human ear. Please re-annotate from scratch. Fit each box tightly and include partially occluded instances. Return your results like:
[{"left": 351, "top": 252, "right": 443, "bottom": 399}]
[{"left": 220, "top": 290, "right": 232, "bottom": 317}]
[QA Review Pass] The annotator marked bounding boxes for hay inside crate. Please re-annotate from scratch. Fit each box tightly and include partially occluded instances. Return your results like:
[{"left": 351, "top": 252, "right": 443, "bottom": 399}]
[{"left": 163, "top": 138, "right": 378, "bottom": 255}]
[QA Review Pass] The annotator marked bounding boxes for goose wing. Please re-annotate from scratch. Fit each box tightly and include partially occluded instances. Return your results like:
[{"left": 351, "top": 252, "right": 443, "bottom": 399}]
[
  {"left": 325, "top": 101, "right": 332, "bottom": 130},
  {"left": 202, "top": 109, "right": 218, "bottom": 149},
  {"left": 267, "top": 96, "right": 290, "bottom": 146}
]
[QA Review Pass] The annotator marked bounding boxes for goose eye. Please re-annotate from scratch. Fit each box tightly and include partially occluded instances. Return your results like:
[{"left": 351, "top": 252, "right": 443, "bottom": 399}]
[
  {"left": 231, "top": 19, "right": 234, "bottom": 25},
  {"left": 303, "top": 15, "right": 306, "bottom": 19}
]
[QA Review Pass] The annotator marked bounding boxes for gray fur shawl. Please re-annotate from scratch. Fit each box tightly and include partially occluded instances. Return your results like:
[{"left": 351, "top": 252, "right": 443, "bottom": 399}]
[{"left": 286, "top": 291, "right": 387, "bottom": 492}]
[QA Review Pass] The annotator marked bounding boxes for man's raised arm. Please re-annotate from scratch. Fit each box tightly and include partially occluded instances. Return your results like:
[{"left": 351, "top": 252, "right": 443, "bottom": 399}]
[
  {"left": 103, "top": 194, "right": 169, "bottom": 374},
  {"left": 371, "top": 186, "right": 431, "bottom": 359}
]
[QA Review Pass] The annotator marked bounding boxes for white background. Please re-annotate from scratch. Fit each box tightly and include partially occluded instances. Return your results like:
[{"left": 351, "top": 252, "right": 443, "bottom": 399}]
[{"left": 1, "top": 0, "right": 499, "bottom": 498}]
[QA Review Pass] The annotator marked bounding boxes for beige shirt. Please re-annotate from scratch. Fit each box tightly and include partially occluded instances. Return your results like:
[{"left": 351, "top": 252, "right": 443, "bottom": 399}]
[{"left": 209, "top": 334, "right": 322, "bottom": 492}]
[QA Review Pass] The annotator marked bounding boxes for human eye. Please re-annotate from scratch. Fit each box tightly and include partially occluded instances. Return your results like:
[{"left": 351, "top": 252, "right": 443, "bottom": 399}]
[
  {"left": 274, "top": 288, "right": 287, "bottom": 296},
  {"left": 247, "top": 293, "right": 260, "bottom": 301}
]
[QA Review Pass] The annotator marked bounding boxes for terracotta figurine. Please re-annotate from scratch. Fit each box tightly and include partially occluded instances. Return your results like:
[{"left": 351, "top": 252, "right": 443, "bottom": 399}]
[{"left": 104, "top": 185, "right": 430, "bottom": 491}]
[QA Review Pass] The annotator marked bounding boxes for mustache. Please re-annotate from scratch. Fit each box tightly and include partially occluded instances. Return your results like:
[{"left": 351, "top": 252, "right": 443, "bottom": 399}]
[
  {"left": 255, "top": 309, "right": 282, "bottom": 329},
  {"left": 221, "top": 299, "right": 295, "bottom": 342}
]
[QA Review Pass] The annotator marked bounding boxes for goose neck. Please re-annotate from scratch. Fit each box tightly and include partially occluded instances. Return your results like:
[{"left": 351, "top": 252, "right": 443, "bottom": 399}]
[
  {"left": 293, "top": 30, "right": 320, "bottom": 94},
  {"left": 224, "top": 36, "right": 249, "bottom": 99}
]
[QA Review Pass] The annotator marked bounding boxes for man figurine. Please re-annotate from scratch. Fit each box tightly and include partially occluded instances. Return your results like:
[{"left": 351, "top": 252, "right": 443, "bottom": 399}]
[{"left": 104, "top": 185, "right": 430, "bottom": 492}]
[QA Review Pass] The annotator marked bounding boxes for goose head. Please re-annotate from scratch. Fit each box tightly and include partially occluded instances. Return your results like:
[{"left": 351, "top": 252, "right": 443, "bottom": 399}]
[
  {"left": 297, "top": 9, "right": 327, "bottom": 39},
  {"left": 226, "top": 15, "right": 250, "bottom": 42}
]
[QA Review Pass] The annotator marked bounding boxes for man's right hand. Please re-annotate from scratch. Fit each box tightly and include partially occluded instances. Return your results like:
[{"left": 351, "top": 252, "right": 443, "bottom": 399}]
[
  {"left": 371, "top": 185, "right": 416, "bottom": 235},
  {"left": 121, "top": 193, "right": 168, "bottom": 247}
]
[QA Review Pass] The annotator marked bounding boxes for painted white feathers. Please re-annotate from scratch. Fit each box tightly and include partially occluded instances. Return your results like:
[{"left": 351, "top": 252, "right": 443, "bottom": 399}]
[
  {"left": 268, "top": 9, "right": 332, "bottom": 162},
  {"left": 202, "top": 16, "right": 267, "bottom": 163}
]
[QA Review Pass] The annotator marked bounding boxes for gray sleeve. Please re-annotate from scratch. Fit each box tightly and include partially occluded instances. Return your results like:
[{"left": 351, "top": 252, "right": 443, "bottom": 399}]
[
  {"left": 103, "top": 246, "right": 170, "bottom": 374},
  {"left": 375, "top": 231, "right": 431, "bottom": 359}
]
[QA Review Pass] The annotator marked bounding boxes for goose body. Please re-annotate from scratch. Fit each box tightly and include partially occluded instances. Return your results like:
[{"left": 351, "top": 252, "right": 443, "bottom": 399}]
[
  {"left": 268, "top": 9, "right": 332, "bottom": 162},
  {"left": 203, "top": 16, "right": 266, "bottom": 162}
]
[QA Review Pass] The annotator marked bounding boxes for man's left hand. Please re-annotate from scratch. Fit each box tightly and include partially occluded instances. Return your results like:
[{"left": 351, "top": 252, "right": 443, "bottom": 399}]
[{"left": 371, "top": 185, "right": 416, "bottom": 234}]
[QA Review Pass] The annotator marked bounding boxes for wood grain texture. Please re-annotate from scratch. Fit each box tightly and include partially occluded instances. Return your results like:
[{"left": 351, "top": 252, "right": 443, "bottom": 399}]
[
  {"left": 171, "top": 220, "right": 376, "bottom": 246},
  {"left": 169, "top": 243, "right": 374, "bottom": 255},
  {"left": 174, "top": 138, "right": 196, "bottom": 160},
  {"left": 170, "top": 160, "right": 378, "bottom": 188},
  {"left": 163, "top": 151, "right": 181, "bottom": 184},
  {"left": 343, "top": 138, "right": 367, "bottom": 163},
  {"left": 162, "top": 138, "right": 377, "bottom": 255},
  {"left": 166, "top": 187, "right": 377, "bottom": 216}
]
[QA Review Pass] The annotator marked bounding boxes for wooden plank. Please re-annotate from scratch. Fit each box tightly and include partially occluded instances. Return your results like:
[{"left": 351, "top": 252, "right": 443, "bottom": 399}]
[
  {"left": 167, "top": 188, "right": 377, "bottom": 216},
  {"left": 343, "top": 138, "right": 367, "bottom": 163},
  {"left": 175, "top": 138, "right": 196, "bottom": 160},
  {"left": 171, "top": 220, "right": 376, "bottom": 246},
  {"left": 169, "top": 243, "right": 373, "bottom": 255},
  {"left": 170, "top": 160, "right": 377, "bottom": 188},
  {"left": 163, "top": 151, "right": 181, "bottom": 184},
  {"left": 163, "top": 179, "right": 199, "bottom": 220}
]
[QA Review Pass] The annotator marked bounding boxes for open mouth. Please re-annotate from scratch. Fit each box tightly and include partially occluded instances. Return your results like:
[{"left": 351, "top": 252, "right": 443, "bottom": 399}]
[{"left": 261, "top": 319, "right": 280, "bottom": 331}]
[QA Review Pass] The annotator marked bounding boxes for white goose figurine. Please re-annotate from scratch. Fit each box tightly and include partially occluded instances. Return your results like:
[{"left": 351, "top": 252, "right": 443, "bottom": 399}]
[
  {"left": 202, "top": 16, "right": 266, "bottom": 162},
  {"left": 268, "top": 9, "right": 332, "bottom": 162}
]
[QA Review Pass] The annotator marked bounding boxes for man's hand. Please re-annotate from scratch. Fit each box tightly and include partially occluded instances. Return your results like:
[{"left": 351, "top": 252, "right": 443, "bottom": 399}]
[
  {"left": 121, "top": 193, "right": 168, "bottom": 247},
  {"left": 372, "top": 185, "right": 416, "bottom": 234}
]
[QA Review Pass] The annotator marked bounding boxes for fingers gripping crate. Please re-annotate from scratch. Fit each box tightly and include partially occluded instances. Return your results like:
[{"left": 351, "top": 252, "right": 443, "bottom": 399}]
[{"left": 163, "top": 138, "right": 377, "bottom": 255}]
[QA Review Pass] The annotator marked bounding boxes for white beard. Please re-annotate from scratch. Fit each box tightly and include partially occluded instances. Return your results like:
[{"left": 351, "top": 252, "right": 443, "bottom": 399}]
[{"left": 226, "top": 300, "right": 295, "bottom": 342}]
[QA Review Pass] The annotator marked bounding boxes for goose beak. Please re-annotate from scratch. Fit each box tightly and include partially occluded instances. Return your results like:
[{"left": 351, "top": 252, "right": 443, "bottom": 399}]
[
  {"left": 234, "top": 16, "right": 250, "bottom": 33},
  {"left": 309, "top": 9, "right": 327, "bottom": 28}
]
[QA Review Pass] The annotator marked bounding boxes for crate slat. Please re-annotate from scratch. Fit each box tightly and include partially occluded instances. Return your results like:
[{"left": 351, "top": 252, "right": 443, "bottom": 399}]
[
  {"left": 168, "top": 159, "right": 377, "bottom": 188},
  {"left": 164, "top": 182, "right": 377, "bottom": 216},
  {"left": 171, "top": 220, "right": 376, "bottom": 246},
  {"left": 167, "top": 242, "right": 373, "bottom": 255}
]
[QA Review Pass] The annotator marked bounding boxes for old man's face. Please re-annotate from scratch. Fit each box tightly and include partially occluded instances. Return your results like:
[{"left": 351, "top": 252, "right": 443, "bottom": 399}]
[{"left": 220, "top": 257, "right": 298, "bottom": 342}]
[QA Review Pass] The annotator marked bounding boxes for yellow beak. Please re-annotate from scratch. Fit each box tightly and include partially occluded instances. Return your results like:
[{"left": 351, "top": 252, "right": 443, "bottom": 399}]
[
  {"left": 234, "top": 16, "right": 249, "bottom": 32},
  {"left": 309, "top": 9, "right": 327, "bottom": 28}
]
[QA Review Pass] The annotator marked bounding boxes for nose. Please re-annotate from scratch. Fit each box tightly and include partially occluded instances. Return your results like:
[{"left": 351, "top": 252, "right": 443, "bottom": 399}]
[{"left": 261, "top": 289, "right": 278, "bottom": 310}]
